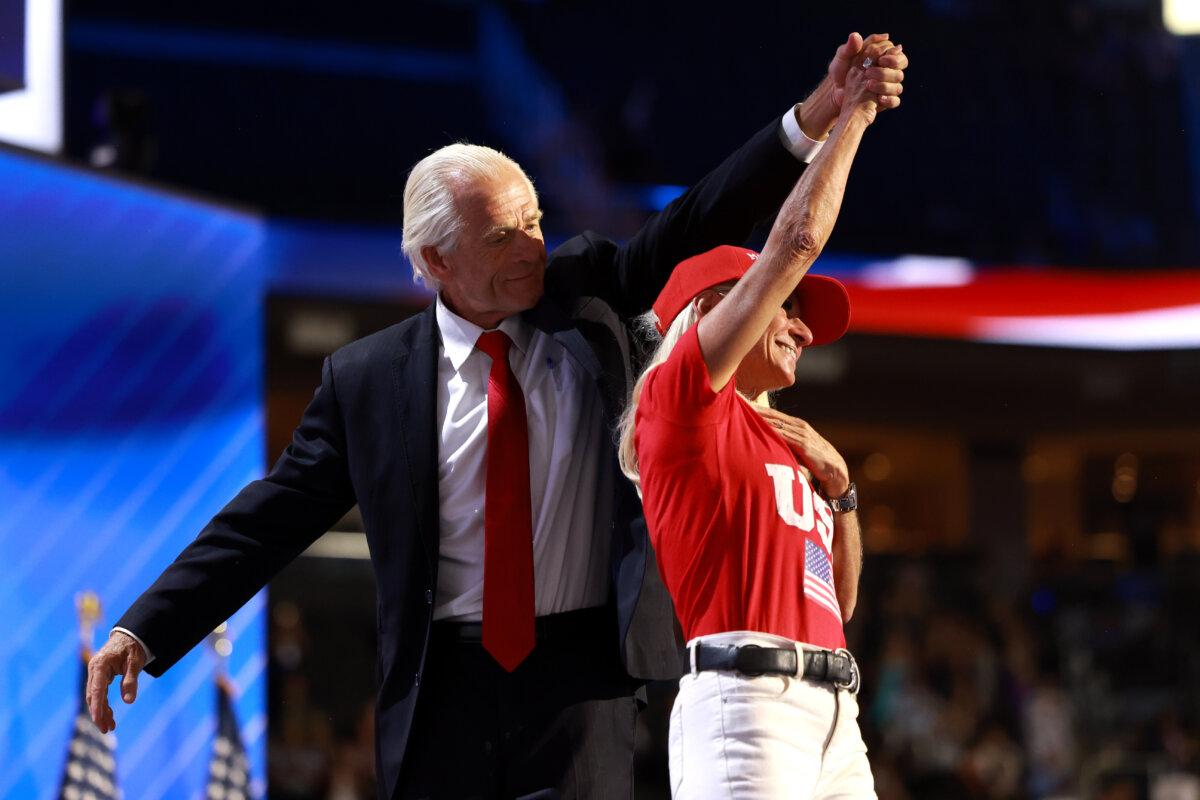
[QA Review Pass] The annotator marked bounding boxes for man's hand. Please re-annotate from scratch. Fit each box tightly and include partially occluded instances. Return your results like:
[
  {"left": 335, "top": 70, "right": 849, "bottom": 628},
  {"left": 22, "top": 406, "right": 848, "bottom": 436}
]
[
  {"left": 800, "top": 33, "right": 908, "bottom": 140},
  {"left": 838, "top": 36, "right": 898, "bottom": 125},
  {"left": 827, "top": 32, "right": 870, "bottom": 98},
  {"left": 830, "top": 32, "right": 907, "bottom": 111},
  {"left": 87, "top": 630, "right": 147, "bottom": 733},
  {"left": 830, "top": 32, "right": 902, "bottom": 112},
  {"left": 753, "top": 406, "right": 850, "bottom": 497}
]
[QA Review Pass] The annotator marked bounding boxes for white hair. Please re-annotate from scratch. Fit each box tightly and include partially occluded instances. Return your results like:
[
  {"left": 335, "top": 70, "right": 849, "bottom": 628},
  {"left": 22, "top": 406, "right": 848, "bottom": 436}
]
[{"left": 400, "top": 143, "right": 537, "bottom": 292}]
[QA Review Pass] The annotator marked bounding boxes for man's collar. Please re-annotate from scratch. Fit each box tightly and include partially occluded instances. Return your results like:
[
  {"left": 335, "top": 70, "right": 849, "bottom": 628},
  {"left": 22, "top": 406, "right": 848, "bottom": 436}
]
[{"left": 435, "top": 294, "right": 533, "bottom": 371}]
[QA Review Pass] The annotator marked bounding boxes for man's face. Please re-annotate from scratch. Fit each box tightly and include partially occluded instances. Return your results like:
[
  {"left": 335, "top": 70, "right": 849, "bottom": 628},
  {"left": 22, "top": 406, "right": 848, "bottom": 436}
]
[{"left": 429, "top": 168, "right": 547, "bottom": 329}]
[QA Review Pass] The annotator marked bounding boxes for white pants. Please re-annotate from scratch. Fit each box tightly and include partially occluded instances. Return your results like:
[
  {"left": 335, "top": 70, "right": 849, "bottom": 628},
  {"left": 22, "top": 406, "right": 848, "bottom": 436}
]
[{"left": 669, "top": 632, "right": 877, "bottom": 799}]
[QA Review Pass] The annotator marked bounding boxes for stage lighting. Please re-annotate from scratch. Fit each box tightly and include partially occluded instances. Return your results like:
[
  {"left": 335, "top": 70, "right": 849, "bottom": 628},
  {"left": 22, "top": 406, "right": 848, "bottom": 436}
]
[
  {"left": 0, "top": 0, "right": 62, "bottom": 153},
  {"left": 1165, "top": 0, "right": 1200, "bottom": 35}
]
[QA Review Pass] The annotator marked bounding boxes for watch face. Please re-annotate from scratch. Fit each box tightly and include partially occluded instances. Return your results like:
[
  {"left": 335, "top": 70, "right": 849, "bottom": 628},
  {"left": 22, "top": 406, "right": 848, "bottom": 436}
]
[{"left": 834, "top": 483, "right": 857, "bottom": 512}]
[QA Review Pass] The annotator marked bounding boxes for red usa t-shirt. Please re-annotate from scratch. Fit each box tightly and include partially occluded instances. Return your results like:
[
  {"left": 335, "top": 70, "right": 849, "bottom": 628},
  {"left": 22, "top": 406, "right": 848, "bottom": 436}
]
[{"left": 635, "top": 326, "right": 845, "bottom": 649}]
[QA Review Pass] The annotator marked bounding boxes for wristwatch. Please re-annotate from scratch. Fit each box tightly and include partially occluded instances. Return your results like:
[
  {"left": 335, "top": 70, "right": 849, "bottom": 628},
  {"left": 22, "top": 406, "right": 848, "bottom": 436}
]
[{"left": 827, "top": 482, "right": 857, "bottom": 513}]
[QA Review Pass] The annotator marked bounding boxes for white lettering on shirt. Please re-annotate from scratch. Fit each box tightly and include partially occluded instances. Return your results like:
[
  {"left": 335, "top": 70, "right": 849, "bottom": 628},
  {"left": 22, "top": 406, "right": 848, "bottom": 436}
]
[
  {"left": 765, "top": 463, "right": 835, "bottom": 551},
  {"left": 765, "top": 463, "right": 814, "bottom": 530},
  {"left": 814, "top": 492, "right": 834, "bottom": 551}
]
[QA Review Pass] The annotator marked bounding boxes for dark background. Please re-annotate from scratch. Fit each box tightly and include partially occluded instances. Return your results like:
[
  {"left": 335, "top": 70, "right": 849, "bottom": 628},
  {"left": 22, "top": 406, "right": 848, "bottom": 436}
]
[{"left": 65, "top": 1, "right": 1197, "bottom": 267}]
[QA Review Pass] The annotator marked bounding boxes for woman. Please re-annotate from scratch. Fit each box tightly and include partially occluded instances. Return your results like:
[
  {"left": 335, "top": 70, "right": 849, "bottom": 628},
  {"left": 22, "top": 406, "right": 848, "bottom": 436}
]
[{"left": 617, "top": 41, "right": 893, "bottom": 799}]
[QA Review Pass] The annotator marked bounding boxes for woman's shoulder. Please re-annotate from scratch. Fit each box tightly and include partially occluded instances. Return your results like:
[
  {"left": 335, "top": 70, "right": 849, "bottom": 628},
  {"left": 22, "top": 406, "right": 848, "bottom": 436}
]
[{"left": 639, "top": 326, "right": 734, "bottom": 428}]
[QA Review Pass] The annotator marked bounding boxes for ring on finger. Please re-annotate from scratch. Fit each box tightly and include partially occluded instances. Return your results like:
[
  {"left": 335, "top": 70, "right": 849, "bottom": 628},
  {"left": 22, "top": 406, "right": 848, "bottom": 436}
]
[{"left": 860, "top": 57, "right": 873, "bottom": 70}]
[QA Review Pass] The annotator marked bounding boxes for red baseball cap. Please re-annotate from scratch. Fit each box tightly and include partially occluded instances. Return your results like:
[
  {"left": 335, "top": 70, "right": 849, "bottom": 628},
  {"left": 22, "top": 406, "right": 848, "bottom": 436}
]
[{"left": 651, "top": 245, "right": 851, "bottom": 345}]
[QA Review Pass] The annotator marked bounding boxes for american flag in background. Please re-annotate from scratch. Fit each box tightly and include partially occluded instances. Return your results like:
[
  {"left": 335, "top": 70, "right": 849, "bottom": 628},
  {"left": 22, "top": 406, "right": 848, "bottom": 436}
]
[
  {"left": 205, "top": 682, "right": 252, "bottom": 800},
  {"left": 804, "top": 538, "right": 841, "bottom": 621}
]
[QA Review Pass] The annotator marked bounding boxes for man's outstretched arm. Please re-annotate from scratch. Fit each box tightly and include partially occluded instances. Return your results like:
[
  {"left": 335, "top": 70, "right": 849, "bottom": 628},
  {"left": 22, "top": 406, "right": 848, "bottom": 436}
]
[{"left": 87, "top": 355, "right": 356, "bottom": 732}]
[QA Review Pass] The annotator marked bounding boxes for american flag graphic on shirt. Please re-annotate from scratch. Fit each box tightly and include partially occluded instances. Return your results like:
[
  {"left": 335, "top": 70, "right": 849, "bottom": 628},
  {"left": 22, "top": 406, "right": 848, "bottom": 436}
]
[{"left": 804, "top": 538, "right": 841, "bottom": 621}]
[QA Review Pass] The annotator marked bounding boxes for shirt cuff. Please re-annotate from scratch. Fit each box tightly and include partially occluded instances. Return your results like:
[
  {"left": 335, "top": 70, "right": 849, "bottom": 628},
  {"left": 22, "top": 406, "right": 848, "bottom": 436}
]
[
  {"left": 112, "top": 626, "right": 155, "bottom": 666},
  {"left": 779, "top": 103, "right": 825, "bottom": 164}
]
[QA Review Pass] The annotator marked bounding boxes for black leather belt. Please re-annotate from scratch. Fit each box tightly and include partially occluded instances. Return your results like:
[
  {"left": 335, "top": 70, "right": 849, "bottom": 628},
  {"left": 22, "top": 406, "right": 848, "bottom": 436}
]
[
  {"left": 690, "top": 643, "right": 861, "bottom": 693},
  {"left": 432, "top": 605, "right": 611, "bottom": 644}
]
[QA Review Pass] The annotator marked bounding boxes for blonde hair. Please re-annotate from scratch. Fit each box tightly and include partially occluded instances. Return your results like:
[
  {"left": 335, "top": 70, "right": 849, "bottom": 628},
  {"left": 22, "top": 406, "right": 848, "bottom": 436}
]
[
  {"left": 617, "top": 304, "right": 699, "bottom": 492},
  {"left": 400, "top": 143, "right": 536, "bottom": 291},
  {"left": 619, "top": 278, "right": 786, "bottom": 492}
]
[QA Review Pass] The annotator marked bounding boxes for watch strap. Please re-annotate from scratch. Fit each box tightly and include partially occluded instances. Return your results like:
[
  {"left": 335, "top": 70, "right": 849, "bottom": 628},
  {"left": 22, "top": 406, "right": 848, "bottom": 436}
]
[{"left": 828, "top": 482, "right": 857, "bottom": 513}]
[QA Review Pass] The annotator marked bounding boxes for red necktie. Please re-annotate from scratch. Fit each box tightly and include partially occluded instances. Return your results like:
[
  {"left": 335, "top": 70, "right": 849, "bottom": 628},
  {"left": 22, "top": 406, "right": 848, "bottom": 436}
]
[{"left": 475, "top": 330, "right": 536, "bottom": 671}]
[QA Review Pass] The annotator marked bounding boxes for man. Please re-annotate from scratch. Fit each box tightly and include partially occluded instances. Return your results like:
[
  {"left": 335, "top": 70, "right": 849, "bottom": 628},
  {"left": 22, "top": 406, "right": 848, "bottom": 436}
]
[{"left": 87, "top": 33, "right": 907, "bottom": 798}]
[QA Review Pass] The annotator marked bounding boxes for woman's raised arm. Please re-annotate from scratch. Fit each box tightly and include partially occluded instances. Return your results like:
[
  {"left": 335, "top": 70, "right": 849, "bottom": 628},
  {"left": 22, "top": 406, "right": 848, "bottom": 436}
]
[{"left": 696, "top": 37, "right": 892, "bottom": 392}]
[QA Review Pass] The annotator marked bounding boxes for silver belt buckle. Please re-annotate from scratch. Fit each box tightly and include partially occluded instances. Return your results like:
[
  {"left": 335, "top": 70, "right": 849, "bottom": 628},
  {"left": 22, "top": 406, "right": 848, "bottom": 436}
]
[{"left": 833, "top": 648, "right": 861, "bottom": 694}]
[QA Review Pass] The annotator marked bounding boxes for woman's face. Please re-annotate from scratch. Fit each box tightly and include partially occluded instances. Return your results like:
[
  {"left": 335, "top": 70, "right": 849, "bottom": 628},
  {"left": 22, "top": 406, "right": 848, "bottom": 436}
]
[{"left": 733, "top": 289, "right": 814, "bottom": 396}]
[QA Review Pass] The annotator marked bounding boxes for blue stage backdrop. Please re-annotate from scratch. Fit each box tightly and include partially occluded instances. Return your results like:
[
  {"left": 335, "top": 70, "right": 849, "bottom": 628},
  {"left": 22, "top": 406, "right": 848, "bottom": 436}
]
[
  {"left": 0, "top": 144, "right": 429, "bottom": 799},
  {"left": 0, "top": 150, "right": 272, "bottom": 800}
]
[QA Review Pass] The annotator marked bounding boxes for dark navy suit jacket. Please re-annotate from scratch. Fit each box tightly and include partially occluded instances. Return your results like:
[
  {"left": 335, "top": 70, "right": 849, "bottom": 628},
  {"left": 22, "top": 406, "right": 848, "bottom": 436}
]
[{"left": 117, "top": 115, "right": 808, "bottom": 799}]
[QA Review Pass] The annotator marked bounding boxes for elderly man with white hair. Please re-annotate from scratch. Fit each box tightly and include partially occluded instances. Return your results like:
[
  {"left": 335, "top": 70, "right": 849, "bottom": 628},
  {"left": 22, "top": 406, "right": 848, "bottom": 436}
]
[{"left": 87, "top": 33, "right": 907, "bottom": 799}]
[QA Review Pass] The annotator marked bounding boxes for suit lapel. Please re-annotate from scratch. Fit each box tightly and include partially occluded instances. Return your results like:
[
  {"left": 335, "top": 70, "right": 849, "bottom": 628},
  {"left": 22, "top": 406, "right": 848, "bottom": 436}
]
[
  {"left": 525, "top": 298, "right": 629, "bottom": 424},
  {"left": 524, "top": 298, "right": 602, "bottom": 378},
  {"left": 391, "top": 304, "right": 441, "bottom": 570}
]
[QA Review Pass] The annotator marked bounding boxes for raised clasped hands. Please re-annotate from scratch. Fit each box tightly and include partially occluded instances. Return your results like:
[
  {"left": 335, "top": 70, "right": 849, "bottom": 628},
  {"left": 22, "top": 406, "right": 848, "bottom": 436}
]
[{"left": 830, "top": 32, "right": 907, "bottom": 121}]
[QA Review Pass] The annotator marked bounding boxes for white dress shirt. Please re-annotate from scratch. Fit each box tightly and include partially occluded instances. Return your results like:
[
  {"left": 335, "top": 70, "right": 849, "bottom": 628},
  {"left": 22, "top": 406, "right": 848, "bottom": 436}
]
[
  {"left": 781, "top": 103, "right": 826, "bottom": 162},
  {"left": 432, "top": 296, "right": 613, "bottom": 621}
]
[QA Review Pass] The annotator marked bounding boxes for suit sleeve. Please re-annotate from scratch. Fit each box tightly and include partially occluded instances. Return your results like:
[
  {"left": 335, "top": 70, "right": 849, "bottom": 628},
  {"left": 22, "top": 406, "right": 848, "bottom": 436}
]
[
  {"left": 115, "top": 356, "right": 356, "bottom": 676},
  {"left": 551, "top": 116, "right": 808, "bottom": 319}
]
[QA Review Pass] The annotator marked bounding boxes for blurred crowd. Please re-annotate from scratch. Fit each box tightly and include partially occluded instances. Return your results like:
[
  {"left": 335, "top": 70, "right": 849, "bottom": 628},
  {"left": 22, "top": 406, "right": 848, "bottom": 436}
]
[
  {"left": 266, "top": 602, "right": 377, "bottom": 800},
  {"left": 845, "top": 557, "right": 1199, "bottom": 800}
]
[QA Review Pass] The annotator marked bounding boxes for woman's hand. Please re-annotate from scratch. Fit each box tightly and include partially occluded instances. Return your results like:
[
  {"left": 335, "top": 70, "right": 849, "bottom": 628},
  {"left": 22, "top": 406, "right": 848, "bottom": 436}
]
[
  {"left": 840, "top": 37, "right": 898, "bottom": 124},
  {"left": 752, "top": 406, "right": 850, "bottom": 497},
  {"left": 800, "top": 33, "right": 908, "bottom": 140},
  {"left": 872, "top": 45, "right": 907, "bottom": 112}
]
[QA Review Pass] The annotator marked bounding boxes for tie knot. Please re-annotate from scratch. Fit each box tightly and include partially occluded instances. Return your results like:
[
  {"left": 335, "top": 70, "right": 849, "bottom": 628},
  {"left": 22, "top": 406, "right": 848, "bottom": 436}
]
[{"left": 476, "top": 330, "right": 513, "bottom": 362}]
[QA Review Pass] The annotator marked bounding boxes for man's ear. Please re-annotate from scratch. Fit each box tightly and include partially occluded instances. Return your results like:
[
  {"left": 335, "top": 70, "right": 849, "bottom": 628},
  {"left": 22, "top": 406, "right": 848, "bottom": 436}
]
[{"left": 422, "top": 245, "right": 451, "bottom": 281}]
